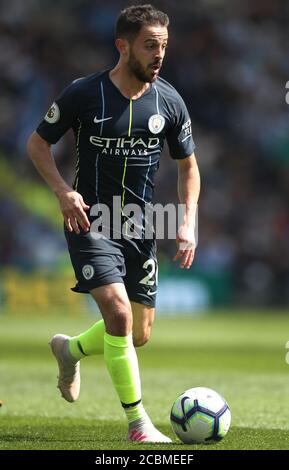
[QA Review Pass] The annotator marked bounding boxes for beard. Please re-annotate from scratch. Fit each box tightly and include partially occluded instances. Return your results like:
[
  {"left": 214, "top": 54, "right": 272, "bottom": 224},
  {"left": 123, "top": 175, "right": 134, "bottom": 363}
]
[{"left": 128, "top": 50, "right": 161, "bottom": 83}]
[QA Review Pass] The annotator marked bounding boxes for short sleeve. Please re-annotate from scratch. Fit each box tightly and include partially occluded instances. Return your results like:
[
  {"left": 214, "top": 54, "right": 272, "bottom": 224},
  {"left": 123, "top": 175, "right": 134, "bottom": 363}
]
[
  {"left": 166, "top": 94, "right": 195, "bottom": 159},
  {"left": 36, "top": 81, "right": 80, "bottom": 144}
]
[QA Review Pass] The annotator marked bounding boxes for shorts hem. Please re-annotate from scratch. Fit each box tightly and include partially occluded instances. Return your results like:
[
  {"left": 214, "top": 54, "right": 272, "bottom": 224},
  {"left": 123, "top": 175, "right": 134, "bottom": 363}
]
[
  {"left": 71, "top": 277, "right": 124, "bottom": 294},
  {"left": 127, "top": 294, "right": 156, "bottom": 308}
]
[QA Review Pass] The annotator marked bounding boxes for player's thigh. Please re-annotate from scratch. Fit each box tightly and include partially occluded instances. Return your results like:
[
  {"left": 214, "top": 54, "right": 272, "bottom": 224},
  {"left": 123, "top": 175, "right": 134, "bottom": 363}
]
[
  {"left": 131, "top": 301, "right": 155, "bottom": 347},
  {"left": 90, "top": 283, "right": 133, "bottom": 336}
]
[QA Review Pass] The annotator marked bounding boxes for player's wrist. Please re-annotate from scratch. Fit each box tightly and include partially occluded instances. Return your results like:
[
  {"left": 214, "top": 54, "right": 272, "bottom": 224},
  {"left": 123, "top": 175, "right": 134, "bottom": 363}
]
[
  {"left": 53, "top": 187, "right": 73, "bottom": 199},
  {"left": 54, "top": 185, "right": 73, "bottom": 199}
]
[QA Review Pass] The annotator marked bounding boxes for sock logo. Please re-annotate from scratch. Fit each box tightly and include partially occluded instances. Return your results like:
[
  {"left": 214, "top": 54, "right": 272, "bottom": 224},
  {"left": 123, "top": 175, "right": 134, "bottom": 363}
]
[{"left": 82, "top": 264, "right": 94, "bottom": 280}]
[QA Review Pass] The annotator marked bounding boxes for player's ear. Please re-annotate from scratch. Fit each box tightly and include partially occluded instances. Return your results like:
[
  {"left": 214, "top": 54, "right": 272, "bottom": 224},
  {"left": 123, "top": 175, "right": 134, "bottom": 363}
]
[{"left": 115, "top": 38, "right": 129, "bottom": 56}]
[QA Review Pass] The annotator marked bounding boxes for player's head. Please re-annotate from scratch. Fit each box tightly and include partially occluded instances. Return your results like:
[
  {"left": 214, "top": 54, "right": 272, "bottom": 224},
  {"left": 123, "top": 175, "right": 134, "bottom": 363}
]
[{"left": 115, "top": 4, "right": 169, "bottom": 83}]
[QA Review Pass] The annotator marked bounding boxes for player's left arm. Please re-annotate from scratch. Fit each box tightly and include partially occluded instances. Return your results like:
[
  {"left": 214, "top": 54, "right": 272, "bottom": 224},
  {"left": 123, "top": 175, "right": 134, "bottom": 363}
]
[{"left": 173, "top": 152, "right": 200, "bottom": 269}]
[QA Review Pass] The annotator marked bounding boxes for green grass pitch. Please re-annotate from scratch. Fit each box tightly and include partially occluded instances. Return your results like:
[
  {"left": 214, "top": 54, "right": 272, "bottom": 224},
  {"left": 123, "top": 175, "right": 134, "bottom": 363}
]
[{"left": 0, "top": 310, "right": 289, "bottom": 450}]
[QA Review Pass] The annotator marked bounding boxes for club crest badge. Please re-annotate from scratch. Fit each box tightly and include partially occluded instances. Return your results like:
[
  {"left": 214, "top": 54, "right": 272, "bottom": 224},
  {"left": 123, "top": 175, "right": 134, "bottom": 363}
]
[
  {"left": 148, "top": 114, "right": 165, "bottom": 134},
  {"left": 82, "top": 264, "right": 94, "bottom": 280},
  {"left": 44, "top": 102, "right": 60, "bottom": 124}
]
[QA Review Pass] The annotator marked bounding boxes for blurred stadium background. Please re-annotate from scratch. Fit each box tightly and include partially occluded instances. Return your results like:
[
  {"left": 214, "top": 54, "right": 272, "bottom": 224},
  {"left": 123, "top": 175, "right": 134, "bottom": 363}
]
[
  {"left": 1, "top": 0, "right": 289, "bottom": 313},
  {"left": 1, "top": 0, "right": 289, "bottom": 450}
]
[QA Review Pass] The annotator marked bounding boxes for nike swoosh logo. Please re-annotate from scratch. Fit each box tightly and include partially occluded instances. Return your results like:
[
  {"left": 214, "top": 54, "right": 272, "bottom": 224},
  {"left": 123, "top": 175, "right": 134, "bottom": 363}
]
[
  {"left": 94, "top": 116, "right": 112, "bottom": 124},
  {"left": 147, "top": 290, "right": 157, "bottom": 295}
]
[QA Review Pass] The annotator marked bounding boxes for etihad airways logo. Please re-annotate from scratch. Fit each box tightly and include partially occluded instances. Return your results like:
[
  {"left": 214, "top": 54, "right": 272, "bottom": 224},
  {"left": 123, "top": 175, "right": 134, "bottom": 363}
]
[
  {"left": 89, "top": 136, "right": 160, "bottom": 156},
  {"left": 90, "top": 136, "right": 160, "bottom": 148}
]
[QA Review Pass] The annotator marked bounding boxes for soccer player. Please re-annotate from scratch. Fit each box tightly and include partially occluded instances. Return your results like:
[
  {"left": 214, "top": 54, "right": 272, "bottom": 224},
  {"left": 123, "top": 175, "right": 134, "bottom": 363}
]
[{"left": 27, "top": 4, "right": 200, "bottom": 443}]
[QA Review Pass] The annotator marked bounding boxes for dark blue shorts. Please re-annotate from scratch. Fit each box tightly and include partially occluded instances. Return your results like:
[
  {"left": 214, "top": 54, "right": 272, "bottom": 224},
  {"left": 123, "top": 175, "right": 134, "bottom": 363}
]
[{"left": 64, "top": 228, "right": 158, "bottom": 307}]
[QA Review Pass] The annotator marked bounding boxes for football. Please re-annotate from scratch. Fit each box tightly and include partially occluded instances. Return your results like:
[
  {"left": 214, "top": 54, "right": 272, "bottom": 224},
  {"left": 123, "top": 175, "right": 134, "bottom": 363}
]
[{"left": 170, "top": 387, "right": 231, "bottom": 444}]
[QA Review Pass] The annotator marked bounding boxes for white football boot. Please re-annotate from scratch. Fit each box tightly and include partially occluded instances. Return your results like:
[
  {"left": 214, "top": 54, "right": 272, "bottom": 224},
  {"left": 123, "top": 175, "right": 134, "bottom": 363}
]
[
  {"left": 50, "top": 334, "right": 80, "bottom": 402},
  {"left": 128, "top": 418, "right": 172, "bottom": 443}
]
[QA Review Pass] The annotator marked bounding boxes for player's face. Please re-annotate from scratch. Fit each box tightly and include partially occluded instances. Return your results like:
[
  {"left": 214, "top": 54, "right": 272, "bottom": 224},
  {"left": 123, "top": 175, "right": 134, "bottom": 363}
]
[{"left": 128, "top": 25, "right": 168, "bottom": 83}]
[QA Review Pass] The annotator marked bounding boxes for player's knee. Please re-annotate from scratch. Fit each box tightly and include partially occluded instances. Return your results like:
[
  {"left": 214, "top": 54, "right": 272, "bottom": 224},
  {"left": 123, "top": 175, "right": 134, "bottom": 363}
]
[
  {"left": 100, "top": 292, "right": 133, "bottom": 336},
  {"left": 103, "top": 299, "right": 132, "bottom": 336},
  {"left": 133, "top": 330, "right": 151, "bottom": 347}
]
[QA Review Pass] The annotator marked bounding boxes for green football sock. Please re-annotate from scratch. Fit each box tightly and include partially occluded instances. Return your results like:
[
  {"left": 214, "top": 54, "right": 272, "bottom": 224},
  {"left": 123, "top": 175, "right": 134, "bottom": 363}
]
[
  {"left": 104, "top": 332, "right": 142, "bottom": 409},
  {"left": 125, "top": 402, "right": 148, "bottom": 425},
  {"left": 68, "top": 319, "right": 105, "bottom": 360}
]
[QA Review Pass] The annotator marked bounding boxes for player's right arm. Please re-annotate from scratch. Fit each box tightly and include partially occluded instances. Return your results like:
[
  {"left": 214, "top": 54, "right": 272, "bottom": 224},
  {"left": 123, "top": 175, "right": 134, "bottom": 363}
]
[
  {"left": 27, "top": 79, "right": 90, "bottom": 234},
  {"left": 27, "top": 131, "right": 90, "bottom": 234}
]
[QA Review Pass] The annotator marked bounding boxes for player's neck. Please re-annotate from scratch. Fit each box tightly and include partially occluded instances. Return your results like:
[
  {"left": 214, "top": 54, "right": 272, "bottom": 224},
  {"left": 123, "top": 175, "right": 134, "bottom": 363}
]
[{"left": 109, "top": 63, "right": 150, "bottom": 100}]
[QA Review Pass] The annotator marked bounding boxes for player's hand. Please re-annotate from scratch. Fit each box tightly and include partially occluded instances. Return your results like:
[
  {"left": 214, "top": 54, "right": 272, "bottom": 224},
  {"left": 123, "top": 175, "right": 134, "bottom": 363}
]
[
  {"left": 173, "top": 224, "right": 196, "bottom": 269},
  {"left": 57, "top": 189, "right": 90, "bottom": 234}
]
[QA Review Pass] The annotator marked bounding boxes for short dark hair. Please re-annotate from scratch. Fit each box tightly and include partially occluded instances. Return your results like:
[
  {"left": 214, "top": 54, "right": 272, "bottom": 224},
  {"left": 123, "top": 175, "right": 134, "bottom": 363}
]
[{"left": 115, "top": 4, "right": 169, "bottom": 42}]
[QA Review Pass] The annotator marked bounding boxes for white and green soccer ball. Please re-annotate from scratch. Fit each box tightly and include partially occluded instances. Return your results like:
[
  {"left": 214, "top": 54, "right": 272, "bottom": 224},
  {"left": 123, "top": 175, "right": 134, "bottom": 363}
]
[{"left": 170, "top": 387, "right": 231, "bottom": 444}]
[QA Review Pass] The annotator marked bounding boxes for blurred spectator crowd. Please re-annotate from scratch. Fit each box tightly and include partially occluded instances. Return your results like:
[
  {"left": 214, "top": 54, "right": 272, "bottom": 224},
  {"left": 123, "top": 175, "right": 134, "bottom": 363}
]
[{"left": 1, "top": 0, "right": 289, "bottom": 306}]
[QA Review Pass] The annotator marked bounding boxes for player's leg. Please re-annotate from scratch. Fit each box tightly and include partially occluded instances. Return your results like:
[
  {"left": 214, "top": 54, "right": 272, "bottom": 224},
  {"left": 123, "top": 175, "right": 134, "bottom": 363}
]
[
  {"left": 62, "top": 300, "right": 154, "bottom": 361},
  {"left": 123, "top": 238, "right": 158, "bottom": 336},
  {"left": 57, "top": 299, "right": 154, "bottom": 371},
  {"left": 68, "top": 319, "right": 105, "bottom": 358},
  {"left": 50, "top": 233, "right": 125, "bottom": 403},
  {"left": 117, "top": 242, "right": 171, "bottom": 441},
  {"left": 60, "top": 240, "right": 157, "bottom": 360},
  {"left": 89, "top": 283, "right": 171, "bottom": 443},
  {"left": 66, "top": 300, "right": 155, "bottom": 360},
  {"left": 49, "top": 258, "right": 155, "bottom": 403},
  {"left": 131, "top": 301, "right": 155, "bottom": 348}
]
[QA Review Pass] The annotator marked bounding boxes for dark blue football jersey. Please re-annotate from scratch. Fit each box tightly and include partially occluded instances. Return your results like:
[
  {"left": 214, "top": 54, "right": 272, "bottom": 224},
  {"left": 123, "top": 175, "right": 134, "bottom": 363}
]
[{"left": 37, "top": 70, "right": 195, "bottom": 208}]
